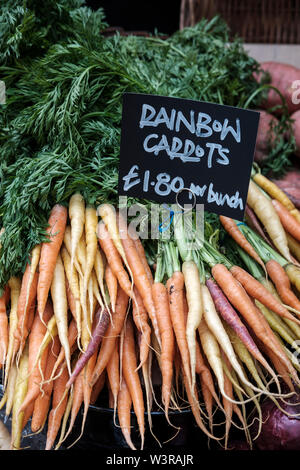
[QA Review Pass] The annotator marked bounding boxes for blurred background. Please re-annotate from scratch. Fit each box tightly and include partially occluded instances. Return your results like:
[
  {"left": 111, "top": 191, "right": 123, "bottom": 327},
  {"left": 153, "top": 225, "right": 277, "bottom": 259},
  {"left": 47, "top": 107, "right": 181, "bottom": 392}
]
[{"left": 87, "top": 0, "right": 300, "bottom": 66}]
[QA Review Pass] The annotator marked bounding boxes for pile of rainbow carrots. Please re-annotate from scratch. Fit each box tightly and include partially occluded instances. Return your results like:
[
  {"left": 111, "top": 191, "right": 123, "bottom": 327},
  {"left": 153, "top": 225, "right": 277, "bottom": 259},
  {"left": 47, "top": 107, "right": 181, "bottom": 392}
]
[{"left": 1, "top": 169, "right": 300, "bottom": 450}]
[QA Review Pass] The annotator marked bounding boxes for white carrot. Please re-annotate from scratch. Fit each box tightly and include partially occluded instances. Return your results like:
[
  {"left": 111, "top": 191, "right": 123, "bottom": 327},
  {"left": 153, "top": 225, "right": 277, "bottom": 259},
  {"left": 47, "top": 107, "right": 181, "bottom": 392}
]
[
  {"left": 69, "top": 193, "right": 85, "bottom": 275},
  {"left": 51, "top": 253, "right": 71, "bottom": 376},
  {"left": 182, "top": 260, "right": 203, "bottom": 389}
]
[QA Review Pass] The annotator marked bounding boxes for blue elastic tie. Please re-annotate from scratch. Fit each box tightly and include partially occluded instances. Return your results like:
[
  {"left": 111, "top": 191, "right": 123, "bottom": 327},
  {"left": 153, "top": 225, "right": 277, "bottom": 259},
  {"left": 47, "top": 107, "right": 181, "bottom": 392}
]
[{"left": 159, "top": 210, "right": 175, "bottom": 233}]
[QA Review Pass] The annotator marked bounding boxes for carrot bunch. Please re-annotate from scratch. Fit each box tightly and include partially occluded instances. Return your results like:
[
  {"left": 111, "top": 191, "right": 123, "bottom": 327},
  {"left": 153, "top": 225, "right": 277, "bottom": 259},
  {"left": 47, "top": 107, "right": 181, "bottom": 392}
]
[{"left": 1, "top": 175, "right": 300, "bottom": 451}]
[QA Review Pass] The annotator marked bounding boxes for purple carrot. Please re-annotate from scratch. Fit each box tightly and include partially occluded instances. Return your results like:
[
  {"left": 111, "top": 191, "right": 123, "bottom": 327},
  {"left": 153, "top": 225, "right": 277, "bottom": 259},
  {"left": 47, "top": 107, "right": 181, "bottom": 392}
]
[
  {"left": 66, "top": 307, "right": 110, "bottom": 388},
  {"left": 245, "top": 205, "right": 275, "bottom": 248},
  {"left": 205, "top": 278, "right": 278, "bottom": 378}
]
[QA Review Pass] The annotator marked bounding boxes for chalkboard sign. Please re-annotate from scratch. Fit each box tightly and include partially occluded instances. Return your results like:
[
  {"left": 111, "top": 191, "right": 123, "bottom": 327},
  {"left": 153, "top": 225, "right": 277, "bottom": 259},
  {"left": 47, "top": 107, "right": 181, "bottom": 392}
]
[{"left": 118, "top": 93, "right": 260, "bottom": 220}]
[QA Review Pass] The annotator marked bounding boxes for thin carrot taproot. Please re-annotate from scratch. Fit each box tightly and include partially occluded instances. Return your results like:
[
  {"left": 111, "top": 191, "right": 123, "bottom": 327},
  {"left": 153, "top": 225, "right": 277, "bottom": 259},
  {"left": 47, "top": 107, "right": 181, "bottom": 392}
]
[
  {"left": 38, "top": 204, "right": 68, "bottom": 319},
  {"left": 219, "top": 215, "right": 265, "bottom": 270},
  {"left": 272, "top": 199, "right": 300, "bottom": 242},
  {"left": 230, "top": 265, "right": 300, "bottom": 324},
  {"left": 91, "top": 287, "right": 129, "bottom": 387},
  {"left": 122, "top": 317, "right": 145, "bottom": 450},
  {"left": 17, "top": 301, "right": 53, "bottom": 414},
  {"left": 31, "top": 334, "right": 61, "bottom": 433}
]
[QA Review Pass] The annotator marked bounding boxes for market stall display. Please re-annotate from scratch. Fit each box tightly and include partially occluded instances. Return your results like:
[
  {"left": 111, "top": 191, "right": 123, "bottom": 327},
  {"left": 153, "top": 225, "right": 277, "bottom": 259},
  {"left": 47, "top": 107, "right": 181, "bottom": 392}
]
[{"left": 1, "top": 0, "right": 300, "bottom": 452}]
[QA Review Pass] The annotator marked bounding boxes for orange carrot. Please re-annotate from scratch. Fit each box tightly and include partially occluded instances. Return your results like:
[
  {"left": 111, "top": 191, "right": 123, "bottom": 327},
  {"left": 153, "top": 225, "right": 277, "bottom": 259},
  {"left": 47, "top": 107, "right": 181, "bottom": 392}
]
[
  {"left": 18, "top": 301, "right": 53, "bottom": 414},
  {"left": 107, "top": 337, "right": 120, "bottom": 416},
  {"left": 272, "top": 199, "right": 300, "bottom": 242},
  {"left": 230, "top": 265, "right": 300, "bottom": 324},
  {"left": 195, "top": 339, "right": 222, "bottom": 409},
  {"left": 14, "top": 269, "right": 39, "bottom": 357},
  {"left": 212, "top": 264, "right": 300, "bottom": 385},
  {"left": 219, "top": 215, "right": 265, "bottom": 270},
  {"left": 167, "top": 272, "right": 192, "bottom": 388},
  {"left": 38, "top": 204, "right": 68, "bottom": 319},
  {"left": 45, "top": 363, "right": 69, "bottom": 450},
  {"left": 132, "top": 286, "right": 151, "bottom": 368},
  {"left": 59, "top": 368, "right": 84, "bottom": 447},
  {"left": 199, "top": 375, "right": 214, "bottom": 432},
  {"left": 255, "top": 335, "right": 295, "bottom": 393},
  {"left": 97, "top": 222, "right": 133, "bottom": 298},
  {"left": 152, "top": 281, "right": 174, "bottom": 418},
  {"left": 117, "top": 377, "right": 136, "bottom": 450},
  {"left": 105, "top": 264, "right": 118, "bottom": 312},
  {"left": 0, "top": 285, "right": 9, "bottom": 366},
  {"left": 90, "top": 371, "right": 106, "bottom": 405},
  {"left": 266, "top": 259, "right": 300, "bottom": 312},
  {"left": 91, "top": 287, "right": 129, "bottom": 387},
  {"left": 117, "top": 213, "right": 160, "bottom": 345},
  {"left": 22, "top": 401, "right": 34, "bottom": 430},
  {"left": 122, "top": 317, "right": 145, "bottom": 450},
  {"left": 181, "top": 364, "right": 216, "bottom": 440},
  {"left": 128, "top": 225, "right": 153, "bottom": 285},
  {"left": 31, "top": 335, "right": 61, "bottom": 432},
  {"left": 14, "top": 245, "right": 41, "bottom": 357}
]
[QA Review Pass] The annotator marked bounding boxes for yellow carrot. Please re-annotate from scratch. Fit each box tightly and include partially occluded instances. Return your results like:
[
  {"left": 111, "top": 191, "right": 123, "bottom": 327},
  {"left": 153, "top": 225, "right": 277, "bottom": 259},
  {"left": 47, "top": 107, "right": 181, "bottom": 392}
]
[
  {"left": 11, "top": 343, "right": 29, "bottom": 450},
  {"left": 247, "top": 180, "right": 292, "bottom": 261}
]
